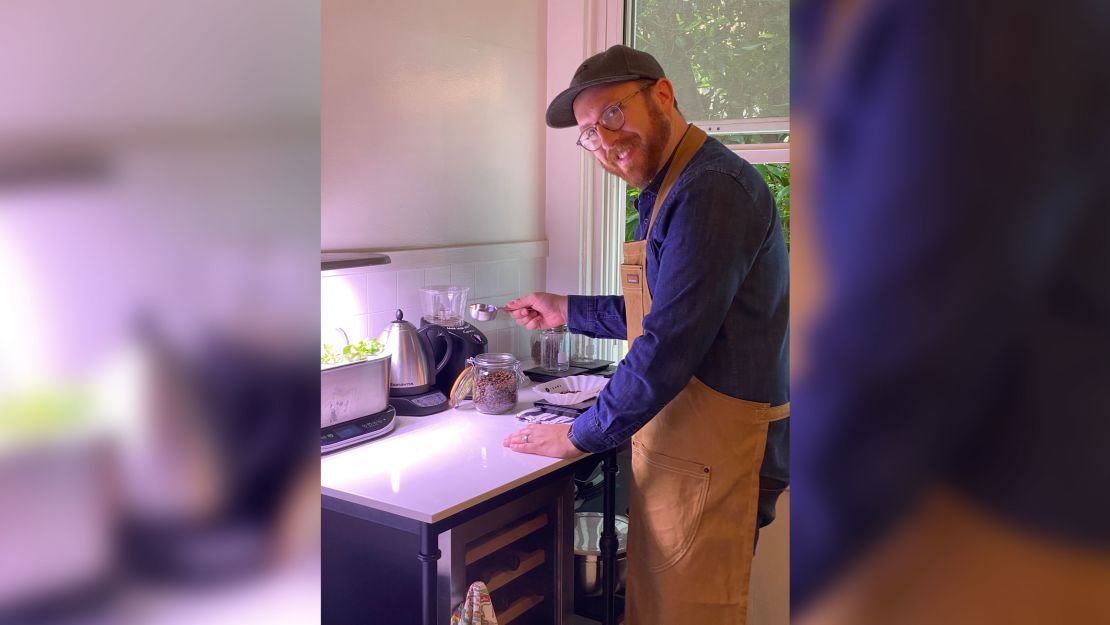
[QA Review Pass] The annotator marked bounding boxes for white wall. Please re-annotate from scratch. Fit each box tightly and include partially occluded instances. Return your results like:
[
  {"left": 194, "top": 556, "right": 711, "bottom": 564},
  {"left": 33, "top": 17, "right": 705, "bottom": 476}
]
[{"left": 321, "top": 0, "right": 547, "bottom": 251}]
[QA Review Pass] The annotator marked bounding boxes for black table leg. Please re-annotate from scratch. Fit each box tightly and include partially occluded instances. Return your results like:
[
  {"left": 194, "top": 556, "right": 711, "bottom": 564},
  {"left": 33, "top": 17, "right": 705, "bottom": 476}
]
[
  {"left": 419, "top": 523, "right": 441, "bottom": 625},
  {"left": 601, "top": 448, "right": 618, "bottom": 625}
]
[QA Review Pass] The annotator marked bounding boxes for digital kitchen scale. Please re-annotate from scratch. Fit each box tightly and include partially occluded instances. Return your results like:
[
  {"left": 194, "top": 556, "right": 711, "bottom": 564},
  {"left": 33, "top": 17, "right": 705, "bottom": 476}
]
[
  {"left": 321, "top": 405, "right": 397, "bottom": 454},
  {"left": 523, "top": 359, "right": 614, "bottom": 383}
]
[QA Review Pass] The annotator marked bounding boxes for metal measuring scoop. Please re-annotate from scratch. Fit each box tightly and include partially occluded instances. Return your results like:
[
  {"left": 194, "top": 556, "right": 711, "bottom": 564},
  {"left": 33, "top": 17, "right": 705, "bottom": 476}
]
[{"left": 468, "top": 303, "right": 499, "bottom": 321}]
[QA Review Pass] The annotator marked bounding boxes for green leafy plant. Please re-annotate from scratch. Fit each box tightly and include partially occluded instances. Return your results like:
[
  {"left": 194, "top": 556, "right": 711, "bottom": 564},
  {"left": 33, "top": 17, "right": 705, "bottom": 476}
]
[
  {"left": 753, "top": 162, "right": 790, "bottom": 250},
  {"left": 633, "top": 0, "right": 789, "bottom": 122},
  {"left": 321, "top": 339, "right": 384, "bottom": 367}
]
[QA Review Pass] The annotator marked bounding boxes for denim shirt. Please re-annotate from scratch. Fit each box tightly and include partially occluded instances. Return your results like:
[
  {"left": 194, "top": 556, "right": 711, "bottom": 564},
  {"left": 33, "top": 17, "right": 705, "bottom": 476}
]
[{"left": 565, "top": 136, "right": 790, "bottom": 511}]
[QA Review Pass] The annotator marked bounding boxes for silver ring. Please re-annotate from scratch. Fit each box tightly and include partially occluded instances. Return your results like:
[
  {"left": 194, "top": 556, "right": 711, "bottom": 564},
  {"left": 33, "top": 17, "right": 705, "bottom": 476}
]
[{"left": 523, "top": 434, "right": 530, "bottom": 443}]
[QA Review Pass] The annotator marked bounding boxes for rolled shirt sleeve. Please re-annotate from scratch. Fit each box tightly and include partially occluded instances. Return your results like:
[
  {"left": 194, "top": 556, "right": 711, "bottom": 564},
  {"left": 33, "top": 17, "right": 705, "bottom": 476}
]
[{"left": 567, "top": 295, "right": 626, "bottom": 340}]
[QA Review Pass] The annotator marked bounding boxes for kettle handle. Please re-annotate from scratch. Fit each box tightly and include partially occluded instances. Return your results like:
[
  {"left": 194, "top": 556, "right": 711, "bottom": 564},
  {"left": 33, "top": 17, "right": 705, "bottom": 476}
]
[{"left": 419, "top": 324, "right": 454, "bottom": 374}]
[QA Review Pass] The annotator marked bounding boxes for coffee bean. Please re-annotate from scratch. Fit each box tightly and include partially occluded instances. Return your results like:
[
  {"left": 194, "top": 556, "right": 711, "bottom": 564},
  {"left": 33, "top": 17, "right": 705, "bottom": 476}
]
[{"left": 474, "top": 369, "right": 518, "bottom": 414}]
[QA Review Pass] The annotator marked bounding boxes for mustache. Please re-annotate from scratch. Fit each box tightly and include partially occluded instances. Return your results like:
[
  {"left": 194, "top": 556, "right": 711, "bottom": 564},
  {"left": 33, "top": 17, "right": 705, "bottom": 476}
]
[{"left": 605, "top": 140, "right": 638, "bottom": 166}]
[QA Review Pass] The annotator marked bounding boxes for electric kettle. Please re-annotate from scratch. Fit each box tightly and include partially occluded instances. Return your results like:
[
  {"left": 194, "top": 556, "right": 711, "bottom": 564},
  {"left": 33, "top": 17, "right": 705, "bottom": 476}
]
[{"left": 378, "top": 309, "right": 452, "bottom": 396}]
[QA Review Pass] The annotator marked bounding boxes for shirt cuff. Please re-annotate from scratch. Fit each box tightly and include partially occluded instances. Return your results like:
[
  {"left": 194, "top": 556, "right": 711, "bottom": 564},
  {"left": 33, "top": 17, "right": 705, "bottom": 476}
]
[
  {"left": 569, "top": 408, "right": 614, "bottom": 453},
  {"left": 566, "top": 427, "right": 588, "bottom": 453},
  {"left": 566, "top": 295, "right": 596, "bottom": 335}
]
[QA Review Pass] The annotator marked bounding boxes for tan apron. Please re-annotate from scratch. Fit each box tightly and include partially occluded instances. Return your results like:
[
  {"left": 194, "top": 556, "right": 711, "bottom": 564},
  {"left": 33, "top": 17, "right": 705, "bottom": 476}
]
[{"left": 621, "top": 125, "right": 789, "bottom": 625}]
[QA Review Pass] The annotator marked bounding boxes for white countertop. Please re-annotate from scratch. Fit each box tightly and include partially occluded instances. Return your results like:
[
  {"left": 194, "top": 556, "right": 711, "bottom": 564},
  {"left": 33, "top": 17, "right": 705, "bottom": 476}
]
[{"left": 320, "top": 384, "right": 584, "bottom": 524}]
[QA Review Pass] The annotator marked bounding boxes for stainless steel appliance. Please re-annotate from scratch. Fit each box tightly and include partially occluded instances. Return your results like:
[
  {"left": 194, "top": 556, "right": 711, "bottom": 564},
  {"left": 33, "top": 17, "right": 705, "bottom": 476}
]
[
  {"left": 379, "top": 309, "right": 452, "bottom": 415},
  {"left": 321, "top": 352, "right": 396, "bottom": 453},
  {"left": 574, "top": 512, "right": 629, "bottom": 597}
]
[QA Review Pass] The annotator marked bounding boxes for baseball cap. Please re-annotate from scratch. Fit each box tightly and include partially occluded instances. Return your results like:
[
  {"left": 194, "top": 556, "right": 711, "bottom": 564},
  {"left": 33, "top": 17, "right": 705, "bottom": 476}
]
[{"left": 545, "top": 44, "right": 666, "bottom": 128}]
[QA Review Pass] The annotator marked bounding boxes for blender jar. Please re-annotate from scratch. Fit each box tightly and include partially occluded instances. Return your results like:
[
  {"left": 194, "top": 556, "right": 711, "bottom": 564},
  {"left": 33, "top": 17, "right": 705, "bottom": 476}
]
[{"left": 419, "top": 285, "right": 469, "bottom": 328}]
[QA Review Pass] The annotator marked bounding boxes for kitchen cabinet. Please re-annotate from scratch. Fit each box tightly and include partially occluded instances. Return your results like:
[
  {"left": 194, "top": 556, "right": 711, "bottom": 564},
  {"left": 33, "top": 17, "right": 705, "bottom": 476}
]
[{"left": 321, "top": 387, "right": 587, "bottom": 624}]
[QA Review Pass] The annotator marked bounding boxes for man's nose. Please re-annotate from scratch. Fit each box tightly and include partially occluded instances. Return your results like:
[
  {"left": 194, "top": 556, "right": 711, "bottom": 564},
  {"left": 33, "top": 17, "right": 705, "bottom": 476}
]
[{"left": 595, "top": 124, "right": 620, "bottom": 150}]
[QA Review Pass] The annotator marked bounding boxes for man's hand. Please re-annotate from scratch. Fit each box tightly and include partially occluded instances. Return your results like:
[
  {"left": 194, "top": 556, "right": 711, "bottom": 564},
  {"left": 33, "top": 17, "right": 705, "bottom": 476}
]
[
  {"left": 503, "top": 424, "right": 586, "bottom": 459},
  {"left": 503, "top": 292, "right": 569, "bottom": 331}
]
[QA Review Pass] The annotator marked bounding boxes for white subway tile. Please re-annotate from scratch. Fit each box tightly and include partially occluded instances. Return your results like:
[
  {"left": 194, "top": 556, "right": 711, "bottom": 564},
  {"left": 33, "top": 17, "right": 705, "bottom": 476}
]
[
  {"left": 496, "top": 261, "right": 519, "bottom": 297},
  {"left": 396, "top": 269, "right": 424, "bottom": 320},
  {"left": 368, "top": 310, "right": 397, "bottom": 340},
  {"left": 367, "top": 271, "right": 398, "bottom": 313},
  {"left": 529, "top": 258, "right": 546, "bottom": 295},
  {"left": 450, "top": 264, "right": 477, "bottom": 294},
  {"left": 321, "top": 274, "right": 367, "bottom": 324},
  {"left": 514, "top": 326, "right": 534, "bottom": 363},
  {"left": 490, "top": 328, "right": 513, "bottom": 354},
  {"left": 475, "top": 263, "right": 499, "bottom": 300},
  {"left": 424, "top": 265, "right": 451, "bottom": 286}
]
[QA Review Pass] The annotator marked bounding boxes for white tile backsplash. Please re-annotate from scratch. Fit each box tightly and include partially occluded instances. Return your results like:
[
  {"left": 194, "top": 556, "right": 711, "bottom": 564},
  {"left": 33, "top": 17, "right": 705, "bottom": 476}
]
[
  {"left": 449, "top": 264, "right": 477, "bottom": 295},
  {"left": 489, "top": 328, "right": 514, "bottom": 354},
  {"left": 368, "top": 310, "right": 396, "bottom": 340},
  {"left": 321, "top": 274, "right": 366, "bottom": 324},
  {"left": 366, "top": 272, "right": 398, "bottom": 314},
  {"left": 522, "top": 258, "right": 546, "bottom": 296},
  {"left": 322, "top": 242, "right": 547, "bottom": 361},
  {"left": 423, "top": 266, "right": 451, "bottom": 287},
  {"left": 396, "top": 269, "right": 425, "bottom": 321},
  {"left": 475, "top": 262, "right": 500, "bottom": 301},
  {"left": 496, "top": 260, "right": 518, "bottom": 297}
]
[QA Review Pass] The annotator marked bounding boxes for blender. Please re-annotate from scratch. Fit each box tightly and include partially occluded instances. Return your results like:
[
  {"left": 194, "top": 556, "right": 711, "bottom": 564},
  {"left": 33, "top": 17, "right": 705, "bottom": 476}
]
[{"left": 419, "top": 285, "right": 489, "bottom": 396}]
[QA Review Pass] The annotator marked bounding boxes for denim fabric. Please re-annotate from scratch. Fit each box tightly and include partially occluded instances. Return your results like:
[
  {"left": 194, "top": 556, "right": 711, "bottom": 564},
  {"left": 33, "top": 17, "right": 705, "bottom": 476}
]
[{"left": 565, "top": 136, "right": 790, "bottom": 520}]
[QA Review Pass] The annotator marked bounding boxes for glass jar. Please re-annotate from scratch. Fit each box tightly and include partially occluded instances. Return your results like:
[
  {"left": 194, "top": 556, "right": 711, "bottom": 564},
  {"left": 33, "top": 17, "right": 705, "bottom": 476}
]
[
  {"left": 538, "top": 325, "right": 570, "bottom": 372},
  {"left": 451, "top": 353, "right": 525, "bottom": 414},
  {"left": 569, "top": 334, "right": 597, "bottom": 366}
]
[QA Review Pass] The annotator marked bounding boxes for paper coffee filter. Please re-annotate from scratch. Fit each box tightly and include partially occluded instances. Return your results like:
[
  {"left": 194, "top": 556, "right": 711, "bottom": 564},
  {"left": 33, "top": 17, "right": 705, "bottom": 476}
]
[{"left": 534, "top": 375, "right": 608, "bottom": 405}]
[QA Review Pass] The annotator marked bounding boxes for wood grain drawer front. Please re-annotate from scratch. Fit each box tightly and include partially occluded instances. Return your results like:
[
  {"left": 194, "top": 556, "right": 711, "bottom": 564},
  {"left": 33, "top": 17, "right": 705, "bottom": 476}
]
[
  {"left": 464, "top": 512, "right": 548, "bottom": 565},
  {"left": 480, "top": 548, "right": 545, "bottom": 593},
  {"left": 499, "top": 593, "right": 544, "bottom": 624}
]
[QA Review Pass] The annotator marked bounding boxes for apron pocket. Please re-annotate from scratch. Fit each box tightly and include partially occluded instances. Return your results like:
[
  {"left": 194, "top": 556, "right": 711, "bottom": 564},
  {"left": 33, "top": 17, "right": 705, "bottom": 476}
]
[{"left": 630, "top": 441, "right": 711, "bottom": 572}]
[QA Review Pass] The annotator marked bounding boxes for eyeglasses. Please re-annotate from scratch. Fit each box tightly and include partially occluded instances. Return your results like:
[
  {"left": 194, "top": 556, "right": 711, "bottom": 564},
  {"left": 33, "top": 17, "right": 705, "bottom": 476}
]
[{"left": 576, "top": 83, "right": 655, "bottom": 151}]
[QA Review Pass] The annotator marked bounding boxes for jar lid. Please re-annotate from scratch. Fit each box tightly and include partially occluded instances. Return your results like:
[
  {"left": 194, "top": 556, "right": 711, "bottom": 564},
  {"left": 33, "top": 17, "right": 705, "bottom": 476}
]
[
  {"left": 473, "top": 352, "right": 519, "bottom": 366},
  {"left": 539, "top": 325, "right": 568, "bottom": 334}
]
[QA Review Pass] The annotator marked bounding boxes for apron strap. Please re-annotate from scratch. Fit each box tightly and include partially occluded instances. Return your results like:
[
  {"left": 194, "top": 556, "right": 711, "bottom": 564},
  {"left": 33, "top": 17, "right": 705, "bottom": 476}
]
[
  {"left": 645, "top": 124, "right": 708, "bottom": 240},
  {"left": 764, "top": 401, "right": 790, "bottom": 422},
  {"left": 620, "top": 124, "right": 708, "bottom": 346}
]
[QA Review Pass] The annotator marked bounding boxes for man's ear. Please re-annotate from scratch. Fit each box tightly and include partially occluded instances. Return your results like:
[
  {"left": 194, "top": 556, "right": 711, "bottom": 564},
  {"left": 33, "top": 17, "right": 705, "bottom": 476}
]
[{"left": 653, "top": 78, "right": 677, "bottom": 111}]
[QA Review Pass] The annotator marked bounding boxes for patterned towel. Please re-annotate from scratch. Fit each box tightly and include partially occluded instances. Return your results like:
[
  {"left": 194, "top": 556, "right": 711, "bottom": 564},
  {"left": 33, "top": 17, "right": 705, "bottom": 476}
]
[
  {"left": 514, "top": 407, "right": 576, "bottom": 424},
  {"left": 451, "top": 581, "right": 498, "bottom": 625}
]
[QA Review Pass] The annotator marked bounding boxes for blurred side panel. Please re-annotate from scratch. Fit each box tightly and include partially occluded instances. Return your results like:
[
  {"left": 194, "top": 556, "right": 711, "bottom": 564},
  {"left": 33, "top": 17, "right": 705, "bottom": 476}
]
[
  {"left": 0, "top": 1, "right": 321, "bottom": 624},
  {"left": 791, "top": 0, "right": 1110, "bottom": 623}
]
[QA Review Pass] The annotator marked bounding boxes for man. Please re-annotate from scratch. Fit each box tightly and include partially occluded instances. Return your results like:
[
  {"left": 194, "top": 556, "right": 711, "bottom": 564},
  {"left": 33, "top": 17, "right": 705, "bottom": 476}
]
[{"left": 502, "top": 45, "right": 788, "bottom": 624}]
